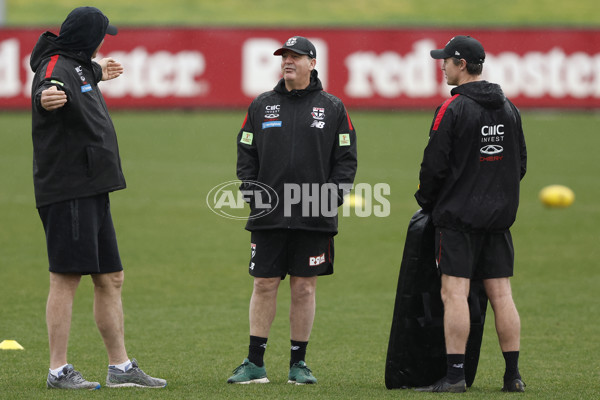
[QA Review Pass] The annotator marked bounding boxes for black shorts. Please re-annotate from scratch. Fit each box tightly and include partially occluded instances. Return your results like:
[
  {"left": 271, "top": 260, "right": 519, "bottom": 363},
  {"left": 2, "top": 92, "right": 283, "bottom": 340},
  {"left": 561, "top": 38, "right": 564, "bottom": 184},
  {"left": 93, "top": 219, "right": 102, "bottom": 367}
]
[
  {"left": 435, "top": 227, "right": 514, "bottom": 279},
  {"left": 38, "top": 193, "right": 123, "bottom": 275},
  {"left": 248, "top": 229, "right": 334, "bottom": 279}
]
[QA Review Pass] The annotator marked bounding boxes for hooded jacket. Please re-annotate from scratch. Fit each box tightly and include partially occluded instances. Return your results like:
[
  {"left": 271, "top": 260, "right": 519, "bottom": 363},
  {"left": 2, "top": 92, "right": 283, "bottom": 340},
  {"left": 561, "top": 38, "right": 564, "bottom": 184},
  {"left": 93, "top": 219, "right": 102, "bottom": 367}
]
[
  {"left": 415, "top": 80, "right": 527, "bottom": 232},
  {"left": 30, "top": 22, "right": 125, "bottom": 208},
  {"left": 237, "top": 70, "right": 358, "bottom": 234}
]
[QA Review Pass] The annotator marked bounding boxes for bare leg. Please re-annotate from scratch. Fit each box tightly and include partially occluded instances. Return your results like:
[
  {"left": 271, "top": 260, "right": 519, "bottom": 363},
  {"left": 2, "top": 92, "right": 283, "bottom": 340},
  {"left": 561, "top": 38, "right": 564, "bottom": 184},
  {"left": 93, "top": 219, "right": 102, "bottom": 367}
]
[
  {"left": 289, "top": 276, "right": 317, "bottom": 342},
  {"left": 47, "top": 272, "right": 81, "bottom": 369},
  {"left": 249, "top": 277, "right": 281, "bottom": 338},
  {"left": 91, "top": 271, "right": 128, "bottom": 365},
  {"left": 484, "top": 278, "right": 520, "bottom": 352},
  {"left": 440, "top": 274, "right": 471, "bottom": 354}
]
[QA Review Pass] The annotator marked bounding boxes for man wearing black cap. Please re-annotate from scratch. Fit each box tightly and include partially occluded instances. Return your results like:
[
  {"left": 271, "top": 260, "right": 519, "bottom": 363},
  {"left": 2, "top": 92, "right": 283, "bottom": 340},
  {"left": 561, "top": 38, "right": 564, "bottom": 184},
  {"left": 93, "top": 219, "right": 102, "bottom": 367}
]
[
  {"left": 228, "top": 36, "right": 357, "bottom": 384},
  {"left": 414, "top": 36, "right": 527, "bottom": 393},
  {"left": 30, "top": 7, "right": 166, "bottom": 390}
]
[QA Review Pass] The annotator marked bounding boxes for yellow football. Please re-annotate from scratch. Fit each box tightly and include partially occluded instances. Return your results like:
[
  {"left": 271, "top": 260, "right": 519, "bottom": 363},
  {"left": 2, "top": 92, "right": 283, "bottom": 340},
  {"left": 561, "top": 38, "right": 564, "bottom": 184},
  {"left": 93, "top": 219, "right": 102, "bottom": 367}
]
[
  {"left": 344, "top": 193, "right": 364, "bottom": 208},
  {"left": 539, "top": 185, "right": 575, "bottom": 208}
]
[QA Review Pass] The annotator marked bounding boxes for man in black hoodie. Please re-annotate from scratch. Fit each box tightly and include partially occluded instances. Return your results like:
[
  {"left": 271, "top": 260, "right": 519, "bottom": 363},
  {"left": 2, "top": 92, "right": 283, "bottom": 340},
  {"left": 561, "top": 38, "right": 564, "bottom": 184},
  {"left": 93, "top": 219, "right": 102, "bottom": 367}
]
[
  {"left": 414, "top": 36, "right": 527, "bottom": 393},
  {"left": 30, "top": 7, "right": 165, "bottom": 390},
  {"left": 229, "top": 36, "right": 357, "bottom": 385}
]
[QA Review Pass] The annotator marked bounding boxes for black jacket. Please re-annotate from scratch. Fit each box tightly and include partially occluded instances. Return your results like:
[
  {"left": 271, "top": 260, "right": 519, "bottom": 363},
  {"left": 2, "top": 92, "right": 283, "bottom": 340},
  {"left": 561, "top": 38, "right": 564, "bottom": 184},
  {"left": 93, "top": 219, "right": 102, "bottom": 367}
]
[
  {"left": 237, "top": 71, "right": 358, "bottom": 234},
  {"left": 30, "top": 32, "right": 126, "bottom": 208},
  {"left": 415, "top": 81, "right": 527, "bottom": 232}
]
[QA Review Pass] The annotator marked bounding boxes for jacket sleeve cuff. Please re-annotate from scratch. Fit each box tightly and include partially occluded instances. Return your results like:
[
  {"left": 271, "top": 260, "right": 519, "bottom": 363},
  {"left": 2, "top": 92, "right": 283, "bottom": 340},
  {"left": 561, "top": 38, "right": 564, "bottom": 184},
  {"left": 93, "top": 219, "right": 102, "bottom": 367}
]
[{"left": 414, "top": 191, "right": 434, "bottom": 212}]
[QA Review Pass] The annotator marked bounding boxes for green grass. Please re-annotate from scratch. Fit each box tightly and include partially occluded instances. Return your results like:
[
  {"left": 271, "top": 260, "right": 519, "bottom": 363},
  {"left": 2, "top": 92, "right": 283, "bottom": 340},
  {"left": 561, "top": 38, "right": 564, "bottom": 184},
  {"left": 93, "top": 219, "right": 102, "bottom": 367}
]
[
  {"left": 5, "top": 0, "right": 600, "bottom": 27},
  {"left": 1, "top": 110, "right": 599, "bottom": 398}
]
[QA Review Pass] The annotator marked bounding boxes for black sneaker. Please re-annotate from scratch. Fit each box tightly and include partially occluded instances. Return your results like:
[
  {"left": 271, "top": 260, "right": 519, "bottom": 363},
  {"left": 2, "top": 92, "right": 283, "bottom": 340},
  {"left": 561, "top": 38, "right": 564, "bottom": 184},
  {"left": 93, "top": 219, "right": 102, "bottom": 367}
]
[
  {"left": 502, "top": 378, "right": 526, "bottom": 392},
  {"left": 415, "top": 377, "right": 467, "bottom": 393}
]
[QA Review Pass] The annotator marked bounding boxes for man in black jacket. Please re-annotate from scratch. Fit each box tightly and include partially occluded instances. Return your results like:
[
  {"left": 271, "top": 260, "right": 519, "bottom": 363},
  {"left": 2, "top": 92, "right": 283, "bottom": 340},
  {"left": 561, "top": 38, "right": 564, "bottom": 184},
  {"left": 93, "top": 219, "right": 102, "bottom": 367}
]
[
  {"left": 30, "top": 7, "right": 165, "bottom": 390},
  {"left": 228, "top": 36, "right": 357, "bottom": 384},
  {"left": 414, "top": 36, "right": 527, "bottom": 393}
]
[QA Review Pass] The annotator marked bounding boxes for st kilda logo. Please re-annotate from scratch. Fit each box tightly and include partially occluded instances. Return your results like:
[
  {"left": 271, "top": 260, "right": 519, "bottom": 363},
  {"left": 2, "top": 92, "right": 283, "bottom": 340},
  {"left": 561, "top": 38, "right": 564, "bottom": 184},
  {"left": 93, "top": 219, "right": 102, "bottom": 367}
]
[{"left": 311, "top": 107, "right": 325, "bottom": 120}]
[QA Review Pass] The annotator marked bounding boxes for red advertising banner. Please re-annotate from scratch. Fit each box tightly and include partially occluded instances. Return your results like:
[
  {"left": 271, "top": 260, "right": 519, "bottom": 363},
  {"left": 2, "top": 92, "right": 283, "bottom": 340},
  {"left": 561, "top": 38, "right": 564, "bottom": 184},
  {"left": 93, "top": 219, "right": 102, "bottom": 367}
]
[{"left": 1, "top": 27, "right": 600, "bottom": 110}]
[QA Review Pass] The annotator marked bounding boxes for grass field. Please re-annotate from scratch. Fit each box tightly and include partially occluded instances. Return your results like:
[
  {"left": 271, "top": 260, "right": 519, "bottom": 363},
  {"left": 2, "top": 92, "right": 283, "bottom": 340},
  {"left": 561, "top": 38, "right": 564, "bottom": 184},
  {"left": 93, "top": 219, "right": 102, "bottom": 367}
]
[
  {"left": 1, "top": 110, "right": 599, "bottom": 399},
  {"left": 5, "top": 0, "right": 600, "bottom": 27}
]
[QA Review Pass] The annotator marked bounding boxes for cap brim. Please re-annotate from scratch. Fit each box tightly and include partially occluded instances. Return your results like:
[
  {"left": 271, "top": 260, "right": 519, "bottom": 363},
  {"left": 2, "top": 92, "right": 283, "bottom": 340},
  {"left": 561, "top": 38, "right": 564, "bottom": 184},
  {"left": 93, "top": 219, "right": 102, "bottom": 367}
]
[
  {"left": 430, "top": 49, "right": 449, "bottom": 59},
  {"left": 106, "top": 24, "right": 118, "bottom": 36},
  {"left": 273, "top": 47, "right": 308, "bottom": 56}
]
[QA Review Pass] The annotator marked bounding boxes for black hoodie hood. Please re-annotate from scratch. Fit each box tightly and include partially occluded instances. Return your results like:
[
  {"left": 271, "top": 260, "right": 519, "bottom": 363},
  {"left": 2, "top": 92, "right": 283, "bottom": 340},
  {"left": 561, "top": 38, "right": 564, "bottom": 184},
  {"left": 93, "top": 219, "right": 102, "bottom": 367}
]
[
  {"left": 30, "top": 7, "right": 117, "bottom": 73},
  {"left": 274, "top": 69, "right": 323, "bottom": 97},
  {"left": 451, "top": 80, "right": 506, "bottom": 110},
  {"left": 56, "top": 7, "right": 116, "bottom": 59},
  {"left": 30, "top": 31, "right": 80, "bottom": 73}
]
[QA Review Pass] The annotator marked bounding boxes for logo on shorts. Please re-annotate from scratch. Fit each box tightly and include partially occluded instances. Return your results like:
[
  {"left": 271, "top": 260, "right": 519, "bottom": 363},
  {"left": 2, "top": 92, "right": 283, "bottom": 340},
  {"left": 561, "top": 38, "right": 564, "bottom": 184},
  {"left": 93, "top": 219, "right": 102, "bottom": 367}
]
[
  {"left": 309, "top": 253, "right": 325, "bottom": 266},
  {"left": 251, "top": 243, "right": 256, "bottom": 258}
]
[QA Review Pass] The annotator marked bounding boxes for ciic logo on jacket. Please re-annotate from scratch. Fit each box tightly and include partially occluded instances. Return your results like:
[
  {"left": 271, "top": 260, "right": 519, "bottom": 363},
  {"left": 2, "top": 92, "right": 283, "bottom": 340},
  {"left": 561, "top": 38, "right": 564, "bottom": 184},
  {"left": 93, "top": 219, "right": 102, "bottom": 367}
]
[
  {"left": 264, "top": 104, "right": 280, "bottom": 119},
  {"left": 480, "top": 123, "right": 504, "bottom": 162}
]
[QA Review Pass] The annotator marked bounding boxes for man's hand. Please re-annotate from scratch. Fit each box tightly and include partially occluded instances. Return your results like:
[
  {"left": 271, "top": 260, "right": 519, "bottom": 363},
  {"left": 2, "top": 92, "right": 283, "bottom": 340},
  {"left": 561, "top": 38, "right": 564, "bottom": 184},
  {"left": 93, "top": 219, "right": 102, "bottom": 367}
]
[
  {"left": 98, "top": 57, "right": 124, "bottom": 81},
  {"left": 41, "top": 86, "right": 67, "bottom": 111}
]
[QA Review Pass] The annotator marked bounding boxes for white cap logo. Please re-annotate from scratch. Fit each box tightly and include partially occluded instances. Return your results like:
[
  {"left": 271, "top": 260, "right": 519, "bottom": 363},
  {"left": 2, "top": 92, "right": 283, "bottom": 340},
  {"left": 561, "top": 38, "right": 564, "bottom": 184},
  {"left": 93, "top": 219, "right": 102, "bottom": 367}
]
[{"left": 286, "top": 37, "right": 298, "bottom": 46}]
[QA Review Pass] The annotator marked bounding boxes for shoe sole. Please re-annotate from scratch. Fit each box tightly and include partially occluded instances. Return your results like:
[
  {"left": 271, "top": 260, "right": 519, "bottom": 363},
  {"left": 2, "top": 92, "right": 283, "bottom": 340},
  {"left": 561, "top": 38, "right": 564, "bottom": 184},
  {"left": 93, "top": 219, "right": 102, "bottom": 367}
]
[
  {"left": 228, "top": 377, "right": 270, "bottom": 384},
  {"left": 414, "top": 386, "right": 466, "bottom": 393},
  {"left": 287, "top": 380, "right": 316, "bottom": 385},
  {"left": 414, "top": 380, "right": 466, "bottom": 393},
  {"left": 106, "top": 382, "right": 167, "bottom": 388},
  {"left": 47, "top": 384, "right": 101, "bottom": 390}
]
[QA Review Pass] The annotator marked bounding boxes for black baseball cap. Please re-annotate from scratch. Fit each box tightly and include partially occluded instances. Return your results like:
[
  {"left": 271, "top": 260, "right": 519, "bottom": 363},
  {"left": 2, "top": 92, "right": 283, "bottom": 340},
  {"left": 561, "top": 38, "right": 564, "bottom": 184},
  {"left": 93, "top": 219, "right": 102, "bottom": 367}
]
[
  {"left": 274, "top": 36, "right": 316, "bottom": 59},
  {"left": 430, "top": 35, "right": 485, "bottom": 64}
]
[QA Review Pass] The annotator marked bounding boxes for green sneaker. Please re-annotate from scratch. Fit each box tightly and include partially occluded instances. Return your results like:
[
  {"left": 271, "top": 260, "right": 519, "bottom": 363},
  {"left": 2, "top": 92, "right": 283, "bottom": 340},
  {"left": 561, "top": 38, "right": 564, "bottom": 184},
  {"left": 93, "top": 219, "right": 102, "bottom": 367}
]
[
  {"left": 227, "top": 358, "right": 269, "bottom": 384},
  {"left": 288, "top": 361, "right": 317, "bottom": 385}
]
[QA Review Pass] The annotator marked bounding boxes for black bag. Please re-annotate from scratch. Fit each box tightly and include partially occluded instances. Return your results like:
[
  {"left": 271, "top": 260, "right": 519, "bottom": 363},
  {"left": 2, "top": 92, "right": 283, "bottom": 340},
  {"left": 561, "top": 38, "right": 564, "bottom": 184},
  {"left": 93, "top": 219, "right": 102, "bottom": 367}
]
[{"left": 385, "top": 210, "right": 488, "bottom": 389}]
